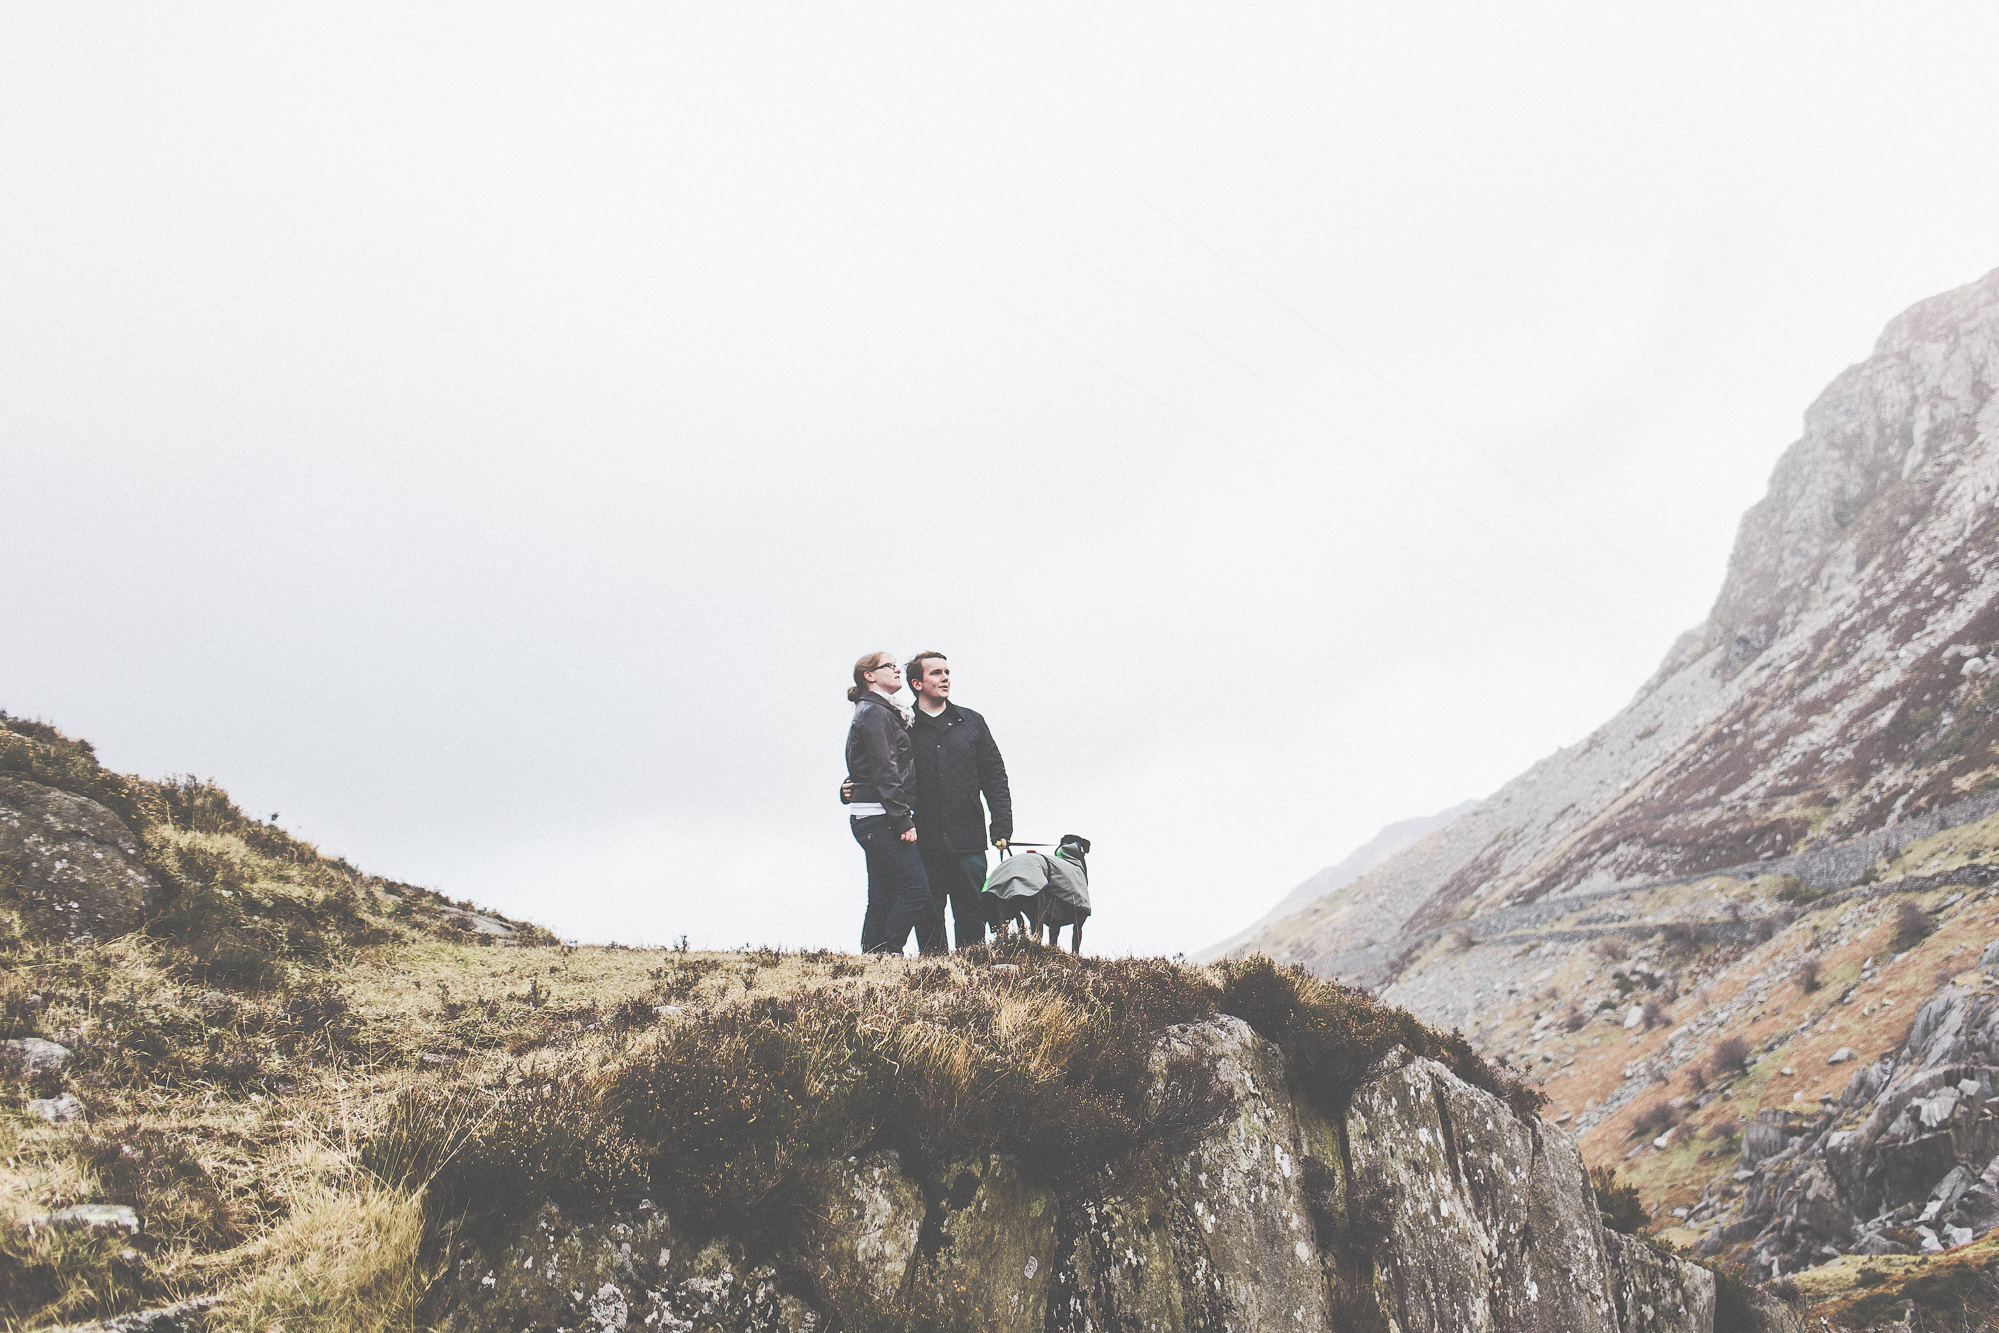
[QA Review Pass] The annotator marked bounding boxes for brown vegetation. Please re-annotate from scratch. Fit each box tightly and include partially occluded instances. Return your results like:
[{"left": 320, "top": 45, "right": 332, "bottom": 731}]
[
  {"left": 1892, "top": 900, "right": 1934, "bottom": 951},
  {"left": 1589, "top": 1166, "right": 1648, "bottom": 1235},
  {"left": 1701, "top": 1037, "right": 1753, "bottom": 1090}
]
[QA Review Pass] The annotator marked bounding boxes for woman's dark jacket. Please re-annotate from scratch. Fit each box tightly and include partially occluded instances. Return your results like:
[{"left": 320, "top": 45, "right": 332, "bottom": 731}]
[
  {"left": 908, "top": 702, "right": 1013, "bottom": 854},
  {"left": 845, "top": 692, "right": 916, "bottom": 834}
]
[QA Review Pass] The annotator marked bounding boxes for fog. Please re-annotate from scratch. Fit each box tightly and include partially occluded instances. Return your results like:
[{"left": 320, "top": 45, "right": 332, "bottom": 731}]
[{"left": 6, "top": 3, "right": 1999, "bottom": 955}]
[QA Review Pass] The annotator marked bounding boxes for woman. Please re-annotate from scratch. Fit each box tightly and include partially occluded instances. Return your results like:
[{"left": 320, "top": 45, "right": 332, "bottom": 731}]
[{"left": 844, "top": 651, "right": 937, "bottom": 953}]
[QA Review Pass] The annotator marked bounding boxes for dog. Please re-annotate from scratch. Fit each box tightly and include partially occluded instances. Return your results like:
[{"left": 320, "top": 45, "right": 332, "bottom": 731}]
[{"left": 984, "top": 834, "right": 1091, "bottom": 954}]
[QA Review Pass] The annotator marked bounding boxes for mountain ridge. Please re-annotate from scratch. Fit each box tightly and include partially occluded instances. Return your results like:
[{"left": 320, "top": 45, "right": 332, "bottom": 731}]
[
  {"left": 1192, "top": 799, "right": 1475, "bottom": 962},
  {"left": 1237, "top": 265, "right": 1999, "bottom": 977}
]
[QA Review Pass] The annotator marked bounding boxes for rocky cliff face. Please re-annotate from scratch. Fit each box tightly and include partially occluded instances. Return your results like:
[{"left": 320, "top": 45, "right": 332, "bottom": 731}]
[
  {"left": 420, "top": 1019, "right": 1767, "bottom": 1333},
  {"left": 1205, "top": 267, "right": 1999, "bottom": 1321},
  {"left": 1238, "top": 265, "right": 1999, "bottom": 985},
  {"left": 1698, "top": 944, "right": 1999, "bottom": 1277}
]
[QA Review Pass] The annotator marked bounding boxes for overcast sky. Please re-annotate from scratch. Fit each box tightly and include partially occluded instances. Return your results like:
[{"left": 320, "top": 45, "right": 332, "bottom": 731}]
[{"left": 6, "top": 3, "right": 1999, "bottom": 957}]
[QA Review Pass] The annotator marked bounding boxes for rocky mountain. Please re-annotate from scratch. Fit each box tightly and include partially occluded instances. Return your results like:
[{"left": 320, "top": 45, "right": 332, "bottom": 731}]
[
  {"left": 1193, "top": 800, "right": 1476, "bottom": 963},
  {"left": 1213, "top": 267, "right": 1999, "bottom": 1317},
  {"left": 1236, "top": 265, "right": 1999, "bottom": 986},
  {"left": 22, "top": 263, "right": 1999, "bottom": 1329}
]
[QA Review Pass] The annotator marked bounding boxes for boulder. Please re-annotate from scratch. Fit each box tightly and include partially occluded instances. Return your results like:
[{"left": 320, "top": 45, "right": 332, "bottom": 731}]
[
  {"left": 1150, "top": 1015, "right": 1329, "bottom": 1330},
  {"left": 1346, "top": 1050, "right": 1713, "bottom": 1332},
  {"left": 27, "top": 1091, "right": 86, "bottom": 1122},
  {"left": 1705, "top": 972, "right": 1999, "bottom": 1274},
  {"left": 1604, "top": 1228, "right": 1717, "bottom": 1333},
  {"left": 431, "top": 1200, "right": 815, "bottom": 1333},
  {"left": 41, "top": 1204, "right": 141, "bottom": 1236},
  {"left": 48, "top": 1295, "right": 220, "bottom": 1332},
  {"left": 919, "top": 1155, "right": 1058, "bottom": 1333},
  {"left": 0, "top": 775, "right": 158, "bottom": 942},
  {"left": 2, "top": 1036, "right": 73, "bottom": 1078},
  {"left": 792, "top": 1149, "right": 926, "bottom": 1306}
]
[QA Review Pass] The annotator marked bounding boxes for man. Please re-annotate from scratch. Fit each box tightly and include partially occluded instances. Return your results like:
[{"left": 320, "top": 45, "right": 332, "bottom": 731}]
[
  {"left": 843, "top": 651, "right": 1014, "bottom": 952},
  {"left": 902, "top": 651, "right": 1012, "bottom": 951}
]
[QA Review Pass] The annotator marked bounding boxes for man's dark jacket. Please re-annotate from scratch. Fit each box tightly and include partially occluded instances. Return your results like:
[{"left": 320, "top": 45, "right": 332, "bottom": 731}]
[{"left": 908, "top": 702, "right": 1013, "bottom": 854}]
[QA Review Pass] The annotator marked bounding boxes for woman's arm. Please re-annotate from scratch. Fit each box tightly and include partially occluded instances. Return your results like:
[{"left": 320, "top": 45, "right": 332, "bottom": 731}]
[{"left": 850, "top": 707, "right": 915, "bottom": 835}]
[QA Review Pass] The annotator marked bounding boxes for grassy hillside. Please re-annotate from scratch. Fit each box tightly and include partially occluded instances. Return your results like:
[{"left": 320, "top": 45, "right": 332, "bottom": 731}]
[
  {"left": 1449, "top": 809, "right": 1999, "bottom": 1330},
  {"left": 0, "top": 711, "right": 1549, "bottom": 1331}
]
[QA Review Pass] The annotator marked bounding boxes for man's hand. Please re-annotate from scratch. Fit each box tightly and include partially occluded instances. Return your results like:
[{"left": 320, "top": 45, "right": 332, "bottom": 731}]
[
  {"left": 901, "top": 828, "right": 918, "bottom": 843},
  {"left": 993, "top": 839, "right": 1009, "bottom": 853},
  {"left": 839, "top": 779, "right": 854, "bottom": 803}
]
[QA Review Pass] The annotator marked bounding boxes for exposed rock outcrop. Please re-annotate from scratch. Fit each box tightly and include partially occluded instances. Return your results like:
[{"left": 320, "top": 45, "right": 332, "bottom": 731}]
[
  {"left": 1238, "top": 267, "right": 1999, "bottom": 984},
  {"left": 1699, "top": 949, "right": 1999, "bottom": 1277},
  {"left": 431, "top": 1017, "right": 1750, "bottom": 1332},
  {"left": 0, "top": 774, "right": 158, "bottom": 942},
  {"left": 2, "top": 1035, "right": 74, "bottom": 1077},
  {"left": 49, "top": 1296, "right": 219, "bottom": 1332},
  {"left": 1347, "top": 1048, "right": 1749, "bottom": 1332}
]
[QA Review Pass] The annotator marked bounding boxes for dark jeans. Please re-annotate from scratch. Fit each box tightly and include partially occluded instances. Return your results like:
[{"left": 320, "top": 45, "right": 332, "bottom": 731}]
[
  {"left": 854, "top": 816, "right": 938, "bottom": 954},
  {"left": 917, "top": 846, "right": 989, "bottom": 952}
]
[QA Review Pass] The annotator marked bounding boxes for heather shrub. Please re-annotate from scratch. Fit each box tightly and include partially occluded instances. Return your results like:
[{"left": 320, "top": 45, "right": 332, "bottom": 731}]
[
  {"left": 1773, "top": 875, "right": 1824, "bottom": 905},
  {"left": 1214, "top": 956, "right": 1545, "bottom": 1118},
  {"left": 1628, "top": 1099, "right": 1685, "bottom": 1140},
  {"left": 1341, "top": 1172, "right": 1397, "bottom": 1256},
  {"left": 1298, "top": 1155, "right": 1342, "bottom": 1250},
  {"left": 607, "top": 951, "right": 1541, "bottom": 1241},
  {"left": 1658, "top": 922, "right": 1701, "bottom": 959},
  {"left": 82, "top": 1129, "right": 245, "bottom": 1251},
  {"left": 611, "top": 953, "right": 1226, "bottom": 1232},
  {"left": 1707, "top": 1034, "right": 1752, "bottom": 1082},
  {"left": 1892, "top": 900, "right": 1933, "bottom": 951},
  {"left": 0, "top": 713, "right": 163, "bottom": 832},
  {"left": 142, "top": 830, "right": 382, "bottom": 987},
  {"left": 1590, "top": 1166, "right": 1648, "bottom": 1234}
]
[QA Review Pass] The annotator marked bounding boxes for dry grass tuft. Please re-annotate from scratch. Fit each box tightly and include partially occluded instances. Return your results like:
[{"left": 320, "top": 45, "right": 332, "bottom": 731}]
[{"left": 213, "top": 1176, "right": 430, "bottom": 1333}]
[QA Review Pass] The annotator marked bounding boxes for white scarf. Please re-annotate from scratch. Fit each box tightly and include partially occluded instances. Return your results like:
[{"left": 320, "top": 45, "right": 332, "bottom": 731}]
[{"left": 869, "top": 685, "right": 912, "bottom": 725}]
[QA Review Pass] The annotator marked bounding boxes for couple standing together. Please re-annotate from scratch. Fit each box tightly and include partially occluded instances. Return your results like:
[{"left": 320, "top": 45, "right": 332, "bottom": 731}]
[{"left": 843, "top": 649, "right": 1012, "bottom": 954}]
